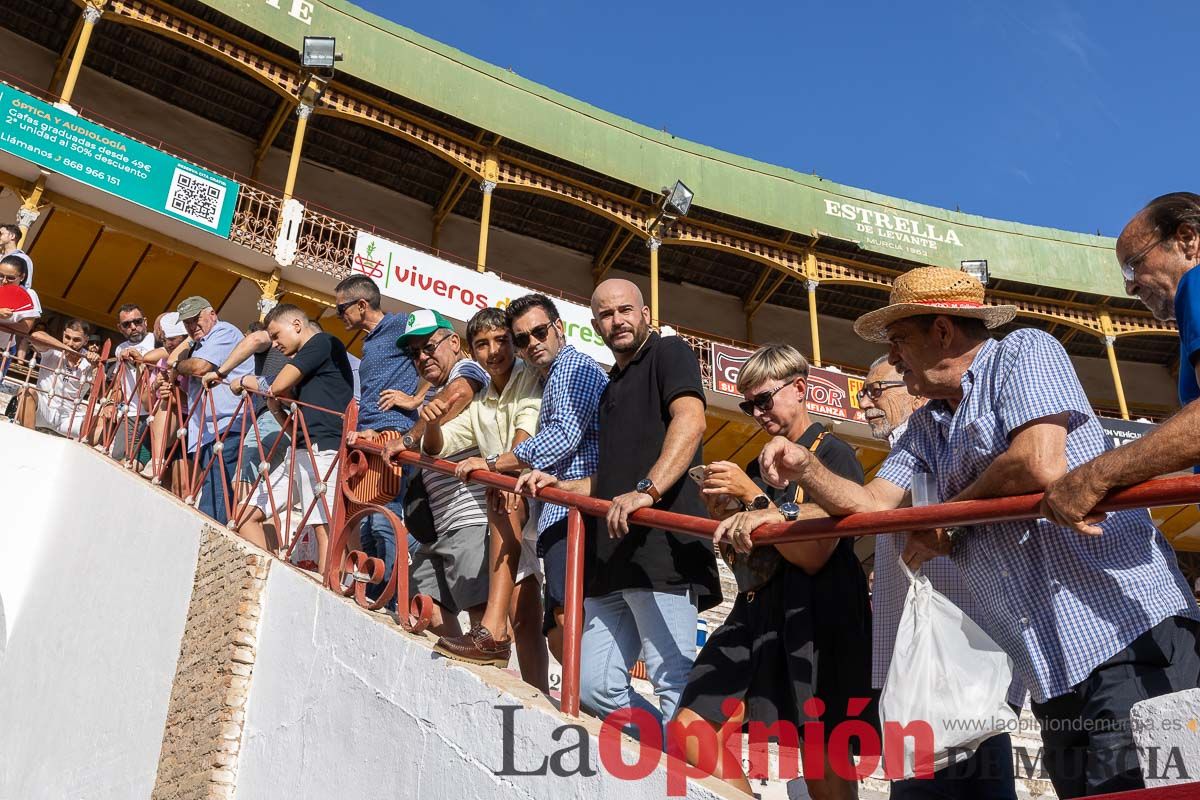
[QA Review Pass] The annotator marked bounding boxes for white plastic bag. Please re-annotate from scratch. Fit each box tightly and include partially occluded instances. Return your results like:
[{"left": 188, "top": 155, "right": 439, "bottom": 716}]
[{"left": 878, "top": 557, "right": 1017, "bottom": 780}]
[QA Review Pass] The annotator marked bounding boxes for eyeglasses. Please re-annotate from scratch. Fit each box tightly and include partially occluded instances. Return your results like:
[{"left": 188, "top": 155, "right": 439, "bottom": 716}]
[
  {"left": 119, "top": 317, "right": 146, "bottom": 328},
  {"left": 856, "top": 380, "right": 906, "bottom": 403},
  {"left": 0, "top": 273, "right": 20, "bottom": 284},
  {"left": 512, "top": 323, "right": 554, "bottom": 350},
  {"left": 738, "top": 379, "right": 797, "bottom": 416},
  {"left": 335, "top": 298, "right": 361, "bottom": 318},
  {"left": 408, "top": 331, "right": 454, "bottom": 359},
  {"left": 1121, "top": 236, "right": 1164, "bottom": 282}
]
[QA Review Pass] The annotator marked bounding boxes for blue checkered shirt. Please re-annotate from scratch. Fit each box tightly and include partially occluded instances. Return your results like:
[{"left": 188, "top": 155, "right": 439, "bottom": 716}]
[
  {"left": 512, "top": 345, "right": 607, "bottom": 533},
  {"left": 872, "top": 424, "right": 1028, "bottom": 707},
  {"left": 876, "top": 330, "right": 1198, "bottom": 703},
  {"left": 356, "top": 312, "right": 419, "bottom": 433}
]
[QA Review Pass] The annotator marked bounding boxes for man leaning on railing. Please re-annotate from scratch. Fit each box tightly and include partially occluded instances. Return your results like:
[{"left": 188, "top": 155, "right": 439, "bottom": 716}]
[
  {"left": 109, "top": 303, "right": 157, "bottom": 467},
  {"left": 425, "top": 307, "right": 549, "bottom": 691},
  {"left": 201, "top": 320, "right": 293, "bottom": 506},
  {"left": 382, "top": 309, "right": 490, "bottom": 638},
  {"left": 334, "top": 275, "right": 428, "bottom": 606},
  {"left": 858, "top": 354, "right": 1025, "bottom": 800},
  {"left": 478, "top": 293, "right": 607, "bottom": 665},
  {"left": 233, "top": 304, "right": 354, "bottom": 576},
  {"left": 169, "top": 296, "right": 253, "bottom": 525},
  {"left": 1044, "top": 193, "right": 1200, "bottom": 528},
  {"left": 14, "top": 318, "right": 99, "bottom": 438},
  {"left": 755, "top": 266, "right": 1199, "bottom": 799},
  {"left": 519, "top": 279, "right": 720, "bottom": 729}
]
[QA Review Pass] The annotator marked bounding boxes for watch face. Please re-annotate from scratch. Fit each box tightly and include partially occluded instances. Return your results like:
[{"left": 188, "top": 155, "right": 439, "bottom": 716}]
[
  {"left": 636, "top": 479, "right": 652, "bottom": 493},
  {"left": 779, "top": 502, "right": 801, "bottom": 521},
  {"left": 751, "top": 494, "right": 770, "bottom": 510}
]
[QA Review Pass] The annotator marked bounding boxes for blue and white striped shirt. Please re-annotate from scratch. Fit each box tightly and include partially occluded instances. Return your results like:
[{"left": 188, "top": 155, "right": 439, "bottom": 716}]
[
  {"left": 876, "top": 329, "right": 1198, "bottom": 703},
  {"left": 512, "top": 345, "right": 607, "bottom": 533}
]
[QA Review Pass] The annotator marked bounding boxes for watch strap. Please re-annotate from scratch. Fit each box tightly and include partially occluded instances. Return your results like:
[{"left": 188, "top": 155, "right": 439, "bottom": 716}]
[{"left": 638, "top": 479, "right": 661, "bottom": 503}]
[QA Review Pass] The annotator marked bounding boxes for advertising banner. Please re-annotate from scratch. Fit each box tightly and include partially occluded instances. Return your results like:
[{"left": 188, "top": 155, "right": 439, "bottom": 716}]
[
  {"left": 711, "top": 342, "right": 865, "bottom": 423},
  {"left": 352, "top": 231, "right": 612, "bottom": 365},
  {"left": 0, "top": 82, "right": 239, "bottom": 237},
  {"left": 1097, "top": 416, "right": 1155, "bottom": 451}
]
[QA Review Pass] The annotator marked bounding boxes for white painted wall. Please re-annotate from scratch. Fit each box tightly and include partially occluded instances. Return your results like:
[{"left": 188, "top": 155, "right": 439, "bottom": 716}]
[
  {"left": 0, "top": 424, "right": 201, "bottom": 800},
  {"left": 238, "top": 565, "right": 734, "bottom": 800}
]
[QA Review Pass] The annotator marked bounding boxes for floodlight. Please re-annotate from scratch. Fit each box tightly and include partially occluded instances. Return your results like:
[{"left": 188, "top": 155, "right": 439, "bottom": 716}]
[
  {"left": 301, "top": 36, "right": 342, "bottom": 70},
  {"left": 961, "top": 259, "right": 990, "bottom": 285},
  {"left": 662, "top": 180, "right": 694, "bottom": 218}
]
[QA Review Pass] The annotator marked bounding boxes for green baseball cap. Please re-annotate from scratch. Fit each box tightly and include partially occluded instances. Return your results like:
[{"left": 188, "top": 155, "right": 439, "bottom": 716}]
[
  {"left": 176, "top": 296, "right": 212, "bottom": 321},
  {"left": 397, "top": 309, "right": 455, "bottom": 346}
]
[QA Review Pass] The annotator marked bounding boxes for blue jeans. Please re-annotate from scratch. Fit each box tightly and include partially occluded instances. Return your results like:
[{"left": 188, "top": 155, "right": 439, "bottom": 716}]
[
  {"left": 195, "top": 430, "right": 243, "bottom": 525},
  {"left": 580, "top": 589, "right": 698, "bottom": 731},
  {"left": 359, "top": 467, "right": 409, "bottom": 608}
]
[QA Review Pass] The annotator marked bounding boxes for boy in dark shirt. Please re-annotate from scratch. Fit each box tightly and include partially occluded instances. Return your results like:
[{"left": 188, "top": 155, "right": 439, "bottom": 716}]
[{"left": 235, "top": 304, "right": 354, "bottom": 575}]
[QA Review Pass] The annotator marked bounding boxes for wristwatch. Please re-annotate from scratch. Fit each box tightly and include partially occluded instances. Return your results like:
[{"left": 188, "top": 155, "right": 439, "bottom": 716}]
[
  {"left": 778, "top": 502, "right": 801, "bottom": 522},
  {"left": 635, "top": 478, "right": 661, "bottom": 503},
  {"left": 485, "top": 454, "right": 499, "bottom": 471},
  {"left": 215, "top": 368, "right": 227, "bottom": 380},
  {"left": 744, "top": 493, "right": 770, "bottom": 511},
  {"left": 401, "top": 433, "right": 418, "bottom": 449}
]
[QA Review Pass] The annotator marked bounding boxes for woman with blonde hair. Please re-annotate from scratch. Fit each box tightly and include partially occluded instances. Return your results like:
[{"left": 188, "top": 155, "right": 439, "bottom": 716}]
[{"left": 672, "top": 343, "right": 876, "bottom": 800}]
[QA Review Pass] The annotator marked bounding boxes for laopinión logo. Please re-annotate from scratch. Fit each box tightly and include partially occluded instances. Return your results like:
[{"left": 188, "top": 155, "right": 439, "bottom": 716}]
[{"left": 494, "top": 701, "right": 1194, "bottom": 794}]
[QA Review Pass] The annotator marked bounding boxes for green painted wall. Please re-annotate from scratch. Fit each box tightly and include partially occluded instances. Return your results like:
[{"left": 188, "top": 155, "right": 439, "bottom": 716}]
[{"left": 200, "top": 1, "right": 1125, "bottom": 296}]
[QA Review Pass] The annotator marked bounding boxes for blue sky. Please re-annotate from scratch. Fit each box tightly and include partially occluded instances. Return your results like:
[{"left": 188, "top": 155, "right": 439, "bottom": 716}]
[{"left": 355, "top": 0, "right": 1197, "bottom": 237}]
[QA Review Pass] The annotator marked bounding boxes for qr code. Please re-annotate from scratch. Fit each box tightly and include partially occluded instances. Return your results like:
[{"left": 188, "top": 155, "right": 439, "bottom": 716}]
[{"left": 166, "top": 167, "right": 226, "bottom": 228}]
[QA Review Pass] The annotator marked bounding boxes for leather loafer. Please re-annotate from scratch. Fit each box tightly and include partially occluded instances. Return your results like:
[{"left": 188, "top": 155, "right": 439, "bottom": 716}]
[{"left": 434, "top": 624, "right": 511, "bottom": 667}]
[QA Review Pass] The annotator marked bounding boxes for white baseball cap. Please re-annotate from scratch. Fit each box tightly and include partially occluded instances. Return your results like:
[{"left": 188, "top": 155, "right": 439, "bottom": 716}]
[{"left": 160, "top": 312, "right": 187, "bottom": 339}]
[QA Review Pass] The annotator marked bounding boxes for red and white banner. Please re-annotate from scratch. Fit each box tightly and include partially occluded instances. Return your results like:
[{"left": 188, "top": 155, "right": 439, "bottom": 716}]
[
  {"left": 352, "top": 231, "right": 613, "bottom": 365},
  {"left": 710, "top": 342, "right": 866, "bottom": 423}
]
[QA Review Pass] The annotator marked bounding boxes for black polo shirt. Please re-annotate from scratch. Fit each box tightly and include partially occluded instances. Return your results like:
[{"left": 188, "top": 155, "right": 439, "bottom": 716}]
[{"left": 590, "top": 332, "right": 722, "bottom": 611}]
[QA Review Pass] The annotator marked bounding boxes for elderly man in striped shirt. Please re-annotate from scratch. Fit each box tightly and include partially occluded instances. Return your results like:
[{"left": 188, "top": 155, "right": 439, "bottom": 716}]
[{"left": 758, "top": 267, "right": 1199, "bottom": 799}]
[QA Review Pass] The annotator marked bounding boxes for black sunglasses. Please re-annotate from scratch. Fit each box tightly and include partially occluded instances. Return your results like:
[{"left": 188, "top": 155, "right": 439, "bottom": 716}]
[
  {"left": 512, "top": 322, "right": 554, "bottom": 350},
  {"left": 856, "top": 380, "right": 906, "bottom": 402},
  {"left": 407, "top": 331, "right": 454, "bottom": 359},
  {"left": 335, "top": 298, "right": 361, "bottom": 317},
  {"left": 739, "top": 379, "right": 798, "bottom": 416},
  {"left": 119, "top": 317, "right": 146, "bottom": 328}
]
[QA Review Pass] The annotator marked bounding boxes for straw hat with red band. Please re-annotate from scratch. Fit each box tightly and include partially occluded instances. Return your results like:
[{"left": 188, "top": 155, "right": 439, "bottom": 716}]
[{"left": 853, "top": 266, "right": 1018, "bottom": 343}]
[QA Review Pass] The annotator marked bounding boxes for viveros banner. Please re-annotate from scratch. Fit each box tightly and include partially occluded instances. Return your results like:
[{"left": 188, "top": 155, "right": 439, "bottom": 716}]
[
  {"left": 352, "top": 231, "right": 612, "bottom": 365},
  {"left": 0, "top": 82, "right": 239, "bottom": 237},
  {"left": 711, "top": 342, "right": 866, "bottom": 423}
]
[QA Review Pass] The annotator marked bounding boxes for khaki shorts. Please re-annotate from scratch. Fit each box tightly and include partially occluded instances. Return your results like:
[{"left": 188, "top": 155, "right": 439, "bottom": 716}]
[{"left": 409, "top": 524, "right": 489, "bottom": 614}]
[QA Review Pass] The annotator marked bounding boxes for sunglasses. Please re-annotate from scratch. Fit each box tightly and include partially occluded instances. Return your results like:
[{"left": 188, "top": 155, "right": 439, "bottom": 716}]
[
  {"left": 408, "top": 331, "right": 454, "bottom": 359},
  {"left": 512, "top": 322, "right": 554, "bottom": 350},
  {"left": 856, "top": 380, "right": 906, "bottom": 402},
  {"left": 1120, "top": 236, "right": 1165, "bottom": 283},
  {"left": 0, "top": 273, "right": 21, "bottom": 284},
  {"left": 738, "top": 379, "right": 798, "bottom": 416},
  {"left": 119, "top": 317, "right": 146, "bottom": 328},
  {"left": 335, "top": 298, "right": 361, "bottom": 317}
]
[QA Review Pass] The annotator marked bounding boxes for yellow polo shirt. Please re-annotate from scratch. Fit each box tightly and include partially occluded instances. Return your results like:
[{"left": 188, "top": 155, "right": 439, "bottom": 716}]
[{"left": 435, "top": 359, "right": 542, "bottom": 458}]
